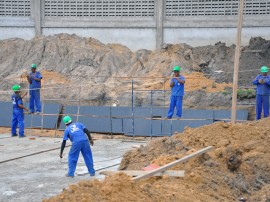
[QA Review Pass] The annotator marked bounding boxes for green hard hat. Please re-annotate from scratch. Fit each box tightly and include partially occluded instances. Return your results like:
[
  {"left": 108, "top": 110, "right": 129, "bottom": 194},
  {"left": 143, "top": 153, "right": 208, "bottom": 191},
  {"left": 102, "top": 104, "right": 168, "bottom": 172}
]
[
  {"left": 63, "top": 116, "right": 72, "bottom": 124},
  {"left": 173, "top": 66, "right": 180, "bottom": 72},
  {"left": 12, "top": 85, "right": 21, "bottom": 91},
  {"left": 261, "top": 66, "right": 268, "bottom": 73},
  {"left": 31, "top": 63, "right": 37, "bottom": 68}
]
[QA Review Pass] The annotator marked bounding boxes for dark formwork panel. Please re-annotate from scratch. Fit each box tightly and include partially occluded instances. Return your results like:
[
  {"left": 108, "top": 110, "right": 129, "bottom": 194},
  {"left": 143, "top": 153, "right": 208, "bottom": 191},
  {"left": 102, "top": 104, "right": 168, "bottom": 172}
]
[
  {"left": 0, "top": 102, "right": 249, "bottom": 137},
  {"left": 214, "top": 110, "right": 248, "bottom": 121},
  {"left": 110, "top": 107, "right": 132, "bottom": 133},
  {"left": 124, "top": 119, "right": 214, "bottom": 137},
  {"left": 78, "top": 116, "right": 112, "bottom": 133},
  {"left": 0, "top": 102, "right": 12, "bottom": 127},
  {"left": 21, "top": 102, "right": 42, "bottom": 128},
  {"left": 149, "top": 119, "right": 214, "bottom": 137},
  {"left": 78, "top": 106, "right": 111, "bottom": 133},
  {"left": 42, "top": 103, "right": 60, "bottom": 129},
  {"left": 182, "top": 110, "right": 214, "bottom": 119},
  {"left": 25, "top": 114, "right": 42, "bottom": 128},
  {"left": 111, "top": 107, "right": 132, "bottom": 117}
]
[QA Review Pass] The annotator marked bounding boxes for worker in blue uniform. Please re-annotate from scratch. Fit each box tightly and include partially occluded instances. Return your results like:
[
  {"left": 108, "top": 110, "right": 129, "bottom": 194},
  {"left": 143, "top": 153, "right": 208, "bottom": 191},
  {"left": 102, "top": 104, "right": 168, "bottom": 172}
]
[
  {"left": 167, "top": 66, "right": 185, "bottom": 119},
  {"left": 253, "top": 66, "right": 270, "bottom": 120},
  {"left": 27, "top": 63, "right": 42, "bottom": 114},
  {"left": 11, "top": 85, "right": 29, "bottom": 137},
  {"left": 60, "top": 116, "right": 95, "bottom": 177}
]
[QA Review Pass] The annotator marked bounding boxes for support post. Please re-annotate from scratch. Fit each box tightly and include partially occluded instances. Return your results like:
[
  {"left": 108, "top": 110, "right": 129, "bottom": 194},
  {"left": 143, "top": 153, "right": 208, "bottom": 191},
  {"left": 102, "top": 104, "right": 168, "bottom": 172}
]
[
  {"left": 131, "top": 79, "right": 135, "bottom": 138},
  {"left": 156, "top": 0, "right": 164, "bottom": 50},
  {"left": 231, "top": 0, "right": 245, "bottom": 124},
  {"left": 32, "top": 0, "right": 42, "bottom": 36},
  {"left": 150, "top": 90, "right": 153, "bottom": 139}
]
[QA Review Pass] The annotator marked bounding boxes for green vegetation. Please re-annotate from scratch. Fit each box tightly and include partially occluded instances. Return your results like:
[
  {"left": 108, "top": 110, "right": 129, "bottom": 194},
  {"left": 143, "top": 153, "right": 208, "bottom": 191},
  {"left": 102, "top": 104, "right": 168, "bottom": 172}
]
[{"left": 237, "top": 89, "right": 256, "bottom": 100}]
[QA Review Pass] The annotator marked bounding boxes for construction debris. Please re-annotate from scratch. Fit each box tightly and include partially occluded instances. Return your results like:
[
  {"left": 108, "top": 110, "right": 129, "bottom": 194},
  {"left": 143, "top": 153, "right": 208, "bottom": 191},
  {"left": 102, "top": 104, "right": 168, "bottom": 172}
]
[{"left": 133, "top": 146, "right": 213, "bottom": 181}]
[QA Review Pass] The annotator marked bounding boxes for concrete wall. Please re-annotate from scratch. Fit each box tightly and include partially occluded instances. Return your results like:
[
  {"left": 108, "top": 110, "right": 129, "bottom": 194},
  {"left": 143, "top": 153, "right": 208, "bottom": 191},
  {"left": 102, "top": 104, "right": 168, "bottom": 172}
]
[
  {"left": 42, "top": 28, "right": 157, "bottom": 51},
  {"left": 164, "top": 27, "right": 270, "bottom": 47},
  {"left": 0, "top": 0, "right": 270, "bottom": 51}
]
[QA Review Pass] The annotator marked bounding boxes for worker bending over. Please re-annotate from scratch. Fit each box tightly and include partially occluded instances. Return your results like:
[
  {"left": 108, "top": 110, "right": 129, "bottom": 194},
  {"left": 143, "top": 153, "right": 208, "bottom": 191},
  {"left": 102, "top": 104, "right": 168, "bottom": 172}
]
[{"left": 60, "top": 116, "right": 95, "bottom": 177}]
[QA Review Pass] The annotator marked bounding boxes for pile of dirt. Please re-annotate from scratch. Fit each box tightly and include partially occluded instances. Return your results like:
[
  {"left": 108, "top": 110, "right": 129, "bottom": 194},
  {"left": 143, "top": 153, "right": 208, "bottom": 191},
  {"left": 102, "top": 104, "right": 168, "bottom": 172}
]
[
  {"left": 119, "top": 118, "right": 270, "bottom": 201},
  {"left": 44, "top": 118, "right": 270, "bottom": 202},
  {"left": 43, "top": 173, "right": 166, "bottom": 202},
  {"left": 0, "top": 34, "right": 269, "bottom": 108}
]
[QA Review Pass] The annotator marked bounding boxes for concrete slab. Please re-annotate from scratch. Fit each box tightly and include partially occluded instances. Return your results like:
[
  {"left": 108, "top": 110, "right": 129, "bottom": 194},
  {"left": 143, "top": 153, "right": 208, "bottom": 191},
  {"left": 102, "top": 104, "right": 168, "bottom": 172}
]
[{"left": 0, "top": 135, "right": 146, "bottom": 202}]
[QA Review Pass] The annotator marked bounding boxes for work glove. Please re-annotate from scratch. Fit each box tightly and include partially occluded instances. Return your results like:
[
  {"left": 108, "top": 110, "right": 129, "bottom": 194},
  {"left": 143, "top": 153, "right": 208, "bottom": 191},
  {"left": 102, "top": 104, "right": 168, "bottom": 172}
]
[
  {"left": 259, "top": 79, "right": 265, "bottom": 84},
  {"left": 90, "top": 140, "right": 94, "bottom": 146}
]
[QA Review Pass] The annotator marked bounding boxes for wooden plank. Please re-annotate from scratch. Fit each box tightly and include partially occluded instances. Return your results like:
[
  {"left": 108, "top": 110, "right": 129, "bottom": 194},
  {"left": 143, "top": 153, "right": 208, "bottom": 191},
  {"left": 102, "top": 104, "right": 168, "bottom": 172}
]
[
  {"left": 132, "top": 146, "right": 213, "bottom": 181},
  {"left": 100, "top": 170, "right": 185, "bottom": 177},
  {"left": 231, "top": 0, "right": 244, "bottom": 124}
]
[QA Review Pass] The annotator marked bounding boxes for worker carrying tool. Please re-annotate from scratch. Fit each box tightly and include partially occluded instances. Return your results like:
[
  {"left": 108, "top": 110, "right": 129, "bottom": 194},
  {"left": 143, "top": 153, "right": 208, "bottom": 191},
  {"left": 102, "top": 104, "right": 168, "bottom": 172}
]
[
  {"left": 59, "top": 116, "right": 95, "bottom": 177},
  {"left": 11, "top": 85, "right": 29, "bottom": 137},
  {"left": 27, "top": 63, "right": 42, "bottom": 114},
  {"left": 253, "top": 66, "right": 270, "bottom": 120},
  {"left": 167, "top": 66, "right": 185, "bottom": 119}
]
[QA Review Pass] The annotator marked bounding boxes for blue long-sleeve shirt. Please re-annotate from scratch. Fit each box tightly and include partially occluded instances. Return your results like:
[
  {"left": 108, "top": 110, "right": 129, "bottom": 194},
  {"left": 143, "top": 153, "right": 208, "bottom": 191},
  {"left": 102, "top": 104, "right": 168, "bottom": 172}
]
[
  {"left": 29, "top": 71, "right": 42, "bottom": 89},
  {"left": 253, "top": 74, "right": 270, "bottom": 95},
  {"left": 12, "top": 94, "right": 23, "bottom": 111},
  {"left": 170, "top": 75, "right": 185, "bottom": 96},
  {"left": 63, "top": 122, "right": 88, "bottom": 143}
]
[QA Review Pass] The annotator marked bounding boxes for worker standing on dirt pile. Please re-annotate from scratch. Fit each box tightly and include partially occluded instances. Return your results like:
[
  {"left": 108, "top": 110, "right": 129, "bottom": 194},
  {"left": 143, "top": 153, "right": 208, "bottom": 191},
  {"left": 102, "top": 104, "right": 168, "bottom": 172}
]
[
  {"left": 253, "top": 66, "right": 270, "bottom": 120},
  {"left": 27, "top": 63, "right": 42, "bottom": 114},
  {"left": 60, "top": 116, "right": 95, "bottom": 177},
  {"left": 11, "top": 85, "right": 29, "bottom": 137},
  {"left": 167, "top": 66, "right": 185, "bottom": 119}
]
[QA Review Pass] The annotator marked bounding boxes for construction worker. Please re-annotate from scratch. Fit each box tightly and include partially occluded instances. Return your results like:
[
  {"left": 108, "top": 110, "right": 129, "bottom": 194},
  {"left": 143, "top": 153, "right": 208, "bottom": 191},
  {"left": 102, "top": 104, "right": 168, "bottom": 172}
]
[
  {"left": 27, "top": 63, "right": 42, "bottom": 114},
  {"left": 11, "top": 85, "right": 29, "bottom": 137},
  {"left": 60, "top": 116, "right": 95, "bottom": 177},
  {"left": 253, "top": 66, "right": 270, "bottom": 120},
  {"left": 167, "top": 66, "right": 185, "bottom": 119}
]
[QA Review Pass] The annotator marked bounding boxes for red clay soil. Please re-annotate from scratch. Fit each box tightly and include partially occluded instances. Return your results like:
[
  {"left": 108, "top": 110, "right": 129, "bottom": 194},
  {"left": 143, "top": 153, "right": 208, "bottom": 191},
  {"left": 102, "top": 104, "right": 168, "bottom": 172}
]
[{"left": 43, "top": 118, "right": 270, "bottom": 202}]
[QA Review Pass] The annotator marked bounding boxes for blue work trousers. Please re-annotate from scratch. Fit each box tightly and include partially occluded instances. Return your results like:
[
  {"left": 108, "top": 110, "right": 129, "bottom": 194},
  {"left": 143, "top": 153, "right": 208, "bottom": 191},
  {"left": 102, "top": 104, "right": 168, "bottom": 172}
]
[
  {"left": 11, "top": 110, "right": 24, "bottom": 137},
  {"left": 167, "top": 95, "right": 183, "bottom": 118},
  {"left": 256, "top": 95, "right": 269, "bottom": 120},
  {"left": 29, "top": 89, "right": 41, "bottom": 113},
  {"left": 68, "top": 140, "right": 95, "bottom": 177}
]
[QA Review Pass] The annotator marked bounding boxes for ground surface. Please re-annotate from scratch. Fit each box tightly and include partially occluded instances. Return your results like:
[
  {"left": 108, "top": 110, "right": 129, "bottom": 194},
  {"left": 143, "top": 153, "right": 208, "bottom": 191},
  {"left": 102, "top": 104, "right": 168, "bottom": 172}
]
[
  {"left": 0, "top": 134, "right": 145, "bottom": 202},
  {"left": 44, "top": 118, "right": 270, "bottom": 202}
]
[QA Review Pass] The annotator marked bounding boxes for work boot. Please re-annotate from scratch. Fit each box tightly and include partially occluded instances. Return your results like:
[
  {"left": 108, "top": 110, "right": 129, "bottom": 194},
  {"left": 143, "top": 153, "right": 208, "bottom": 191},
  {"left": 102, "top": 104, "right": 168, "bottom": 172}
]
[
  {"left": 19, "top": 135, "right": 26, "bottom": 138},
  {"left": 11, "top": 134, "right": 18, "bottom": 137},
  {"left": 65, "top": 174, "right": 74, "bottom": 178},
  {"left": 90, "top": 173, "right": 95, "bottom": 176}
]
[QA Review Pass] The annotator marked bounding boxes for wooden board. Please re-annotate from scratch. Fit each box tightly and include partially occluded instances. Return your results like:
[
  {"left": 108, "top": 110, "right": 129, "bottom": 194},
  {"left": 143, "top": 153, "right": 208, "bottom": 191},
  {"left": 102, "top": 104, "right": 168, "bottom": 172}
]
[
  {"left": 99, "top": 170, "right": 185, "bottom": 177},
  {"left": 133, "top": 146, "right": 213, "bottom": 181}
]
